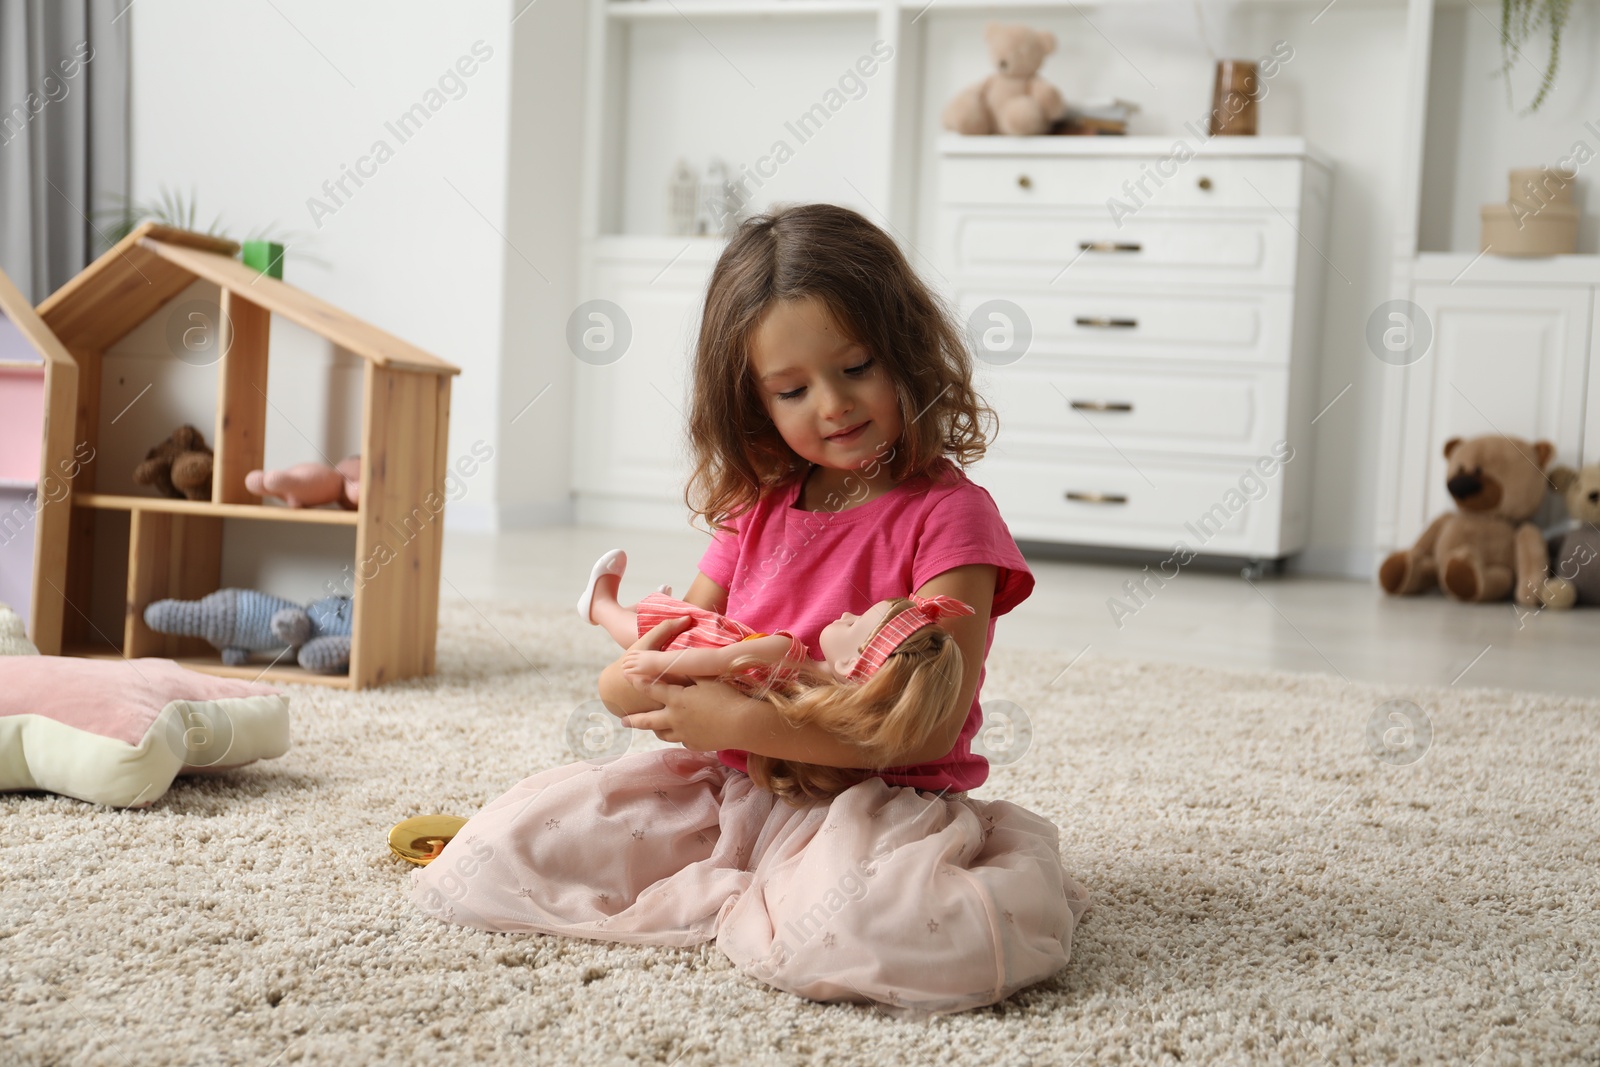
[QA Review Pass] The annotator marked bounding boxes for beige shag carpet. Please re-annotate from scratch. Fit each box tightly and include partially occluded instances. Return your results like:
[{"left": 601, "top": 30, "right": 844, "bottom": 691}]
[{"left": 2, "top": 599, "right": 1597, "bottom": 1066}]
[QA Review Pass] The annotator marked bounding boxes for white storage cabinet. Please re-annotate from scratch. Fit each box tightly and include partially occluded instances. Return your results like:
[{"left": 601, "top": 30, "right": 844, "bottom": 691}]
[{"left": 935, "top": 136, "right": 1333, "bottom": 571}]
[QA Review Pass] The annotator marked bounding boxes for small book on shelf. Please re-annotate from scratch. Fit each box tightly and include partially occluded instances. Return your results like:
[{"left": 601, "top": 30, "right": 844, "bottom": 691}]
[{"left": 1050, "top": 97, "right": 1139, "bottom": 135}]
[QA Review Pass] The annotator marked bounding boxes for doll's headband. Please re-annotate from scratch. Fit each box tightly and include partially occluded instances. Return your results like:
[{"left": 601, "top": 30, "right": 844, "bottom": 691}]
[{"left": 845, "top": 594, "right": 975, "bottom": 683}]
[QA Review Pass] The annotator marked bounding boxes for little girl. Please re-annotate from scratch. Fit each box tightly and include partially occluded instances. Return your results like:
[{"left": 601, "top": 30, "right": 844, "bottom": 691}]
[
  {"left": 411, "top": 203, "right": 1090, "bottom": 1016},
  {"left": 576, "top": 547, "right": 973, "bottom": 802}
]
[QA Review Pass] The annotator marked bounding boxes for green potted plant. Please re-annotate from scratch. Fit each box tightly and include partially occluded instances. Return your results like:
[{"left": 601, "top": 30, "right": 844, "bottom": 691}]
[{"left": 96, "top": 185, "right": 320, "bottom": 278}]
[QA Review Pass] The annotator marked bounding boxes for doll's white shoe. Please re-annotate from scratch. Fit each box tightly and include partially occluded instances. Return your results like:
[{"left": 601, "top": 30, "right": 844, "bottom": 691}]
[
  {"left": 577, "top": 549, "right": 627, "bottom": 624},
  {"left": 656, "top": 584, "right": 672, "bottom": 597}
]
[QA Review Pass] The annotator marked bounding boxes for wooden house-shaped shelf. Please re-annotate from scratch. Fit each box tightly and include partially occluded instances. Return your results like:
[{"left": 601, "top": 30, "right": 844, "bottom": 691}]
[
  {"left": 24, "top": 223, "right": 460, "bottom": 689},
  {"left": 0, "top": 267, "right": 74, "bottom": 627}
]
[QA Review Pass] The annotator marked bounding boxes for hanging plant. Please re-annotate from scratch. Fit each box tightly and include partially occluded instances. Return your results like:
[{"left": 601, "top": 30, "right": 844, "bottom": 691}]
[{"left": 1498, "top": 0, "right": 1572, "bottom": 114}]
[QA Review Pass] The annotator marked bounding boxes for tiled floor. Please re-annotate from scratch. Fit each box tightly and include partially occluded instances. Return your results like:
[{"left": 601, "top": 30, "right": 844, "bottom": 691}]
[{"left": 442, "top": 525, "right": 1600, "bottom": 699}]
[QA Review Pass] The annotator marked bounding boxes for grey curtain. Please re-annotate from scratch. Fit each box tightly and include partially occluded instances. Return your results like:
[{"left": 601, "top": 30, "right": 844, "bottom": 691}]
[{"left": 0, "top": 0, "right": 130, "bottom": 304}]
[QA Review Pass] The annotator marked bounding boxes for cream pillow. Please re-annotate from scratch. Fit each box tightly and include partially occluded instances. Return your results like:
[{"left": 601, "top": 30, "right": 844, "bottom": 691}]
[{"left": 0, "top": 655, "right": 290, "bottom": 807}]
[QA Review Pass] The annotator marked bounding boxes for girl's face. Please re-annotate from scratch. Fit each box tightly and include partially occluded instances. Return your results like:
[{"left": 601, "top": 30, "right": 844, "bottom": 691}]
[
  {"left": 749, "top": 296, "right": 904, "bottom": 475},
  {"left": 818, "top": 599, "right": 895, "bottom": 680}
]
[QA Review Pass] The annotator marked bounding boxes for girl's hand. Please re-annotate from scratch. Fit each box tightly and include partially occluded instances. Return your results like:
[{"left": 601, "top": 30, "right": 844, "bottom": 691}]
[
  {"left": 627, "top": 616, "right": 693, "bottom": 655},
  {"left": 597, "top": 617, "right": 696, "bottom": 720},
  {"left": 621, "top": 677, "right": 754, "bottom": 752}
]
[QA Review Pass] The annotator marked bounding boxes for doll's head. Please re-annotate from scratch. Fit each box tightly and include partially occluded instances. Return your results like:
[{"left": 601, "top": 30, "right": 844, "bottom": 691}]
[
  {"left": 817, "top": 598, "right": 898, "bottom": 682},
  {"left": 684, "top": 203, "right": 995, "bottom": 533},
  {"left": 746, "top": 594, "right": 975, "bottom": 805}
]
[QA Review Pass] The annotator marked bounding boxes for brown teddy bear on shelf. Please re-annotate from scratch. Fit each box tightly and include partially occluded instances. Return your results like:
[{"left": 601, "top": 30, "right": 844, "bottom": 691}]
[
  {"left": 1538, "top": 464, "right": 1600, "bottom": 608},
  {"left": 941, "top": 22, "right": 1067, "bottom": 137},
  {"left": 133, "top": 424, "right": 214, "bottom": 501},
  {"left": 1379, "top": 434, "right": 1556, "bottom": 607}
]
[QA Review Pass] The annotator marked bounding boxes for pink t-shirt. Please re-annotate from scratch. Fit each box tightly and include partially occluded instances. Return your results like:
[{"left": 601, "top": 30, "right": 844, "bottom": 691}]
[{"left": 696, "top": 457, "right": 1034, "bottom": 792}]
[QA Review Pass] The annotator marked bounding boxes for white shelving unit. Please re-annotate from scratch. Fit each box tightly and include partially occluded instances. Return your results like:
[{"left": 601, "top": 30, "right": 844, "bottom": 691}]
[
  {"left": 580, "top": 0, "right": 903, "bottom": 236},
  {"left": 1378, "top": 0, "right": 1600, "bottom": 551},
  {"left": 933, "top": 133, "right": 1331, "bottom": 568},
  {"left": 574, "top": 0, "right": 916, "bottom": 524},
  {"left": 605, "top": 1, "right": 882, "bottom": 19},
  {"left": 569, "top": 0, "right": 1360, "bottom": 534}
]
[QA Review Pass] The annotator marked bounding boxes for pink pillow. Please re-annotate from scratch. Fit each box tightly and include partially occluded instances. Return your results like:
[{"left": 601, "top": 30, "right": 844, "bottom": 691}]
[{"left": 0, "top": 657, "right": 290, "bottom": 807}]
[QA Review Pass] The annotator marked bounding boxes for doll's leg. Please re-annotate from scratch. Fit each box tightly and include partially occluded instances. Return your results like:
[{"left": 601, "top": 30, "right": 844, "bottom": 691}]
[
  {"left": 594, "top": 585, "right": 676, "bottom": 648},
  {"left": 579, "top": 549, "right": 641, "bottom": 647},
  {"left": 591, "top": 597, "right": 640, "bottom": 648},
  {"left": 580, "top": 548, "right": 674, "bottom": 647}
]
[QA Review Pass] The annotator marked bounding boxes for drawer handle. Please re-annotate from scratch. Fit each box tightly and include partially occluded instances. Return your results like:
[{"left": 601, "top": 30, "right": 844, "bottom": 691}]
[
  {"left": 1017, "top": 174, "right": 1033, "bottom": 189},
  {"left": 1065, "top": 491, "right": 1129, "bottom": 506},
  {"left": 1074, "top": 316, "right": 1139, "bottom": 329},
  {"left": 1069, "top": 399, "right": 1135, "bottom": 413},
  {"left": 1078, "top": 241, "right": 1142, "bottom": 253},
  {"left": 1198, "top": 176, "right": 1213, "bottom": 191}
]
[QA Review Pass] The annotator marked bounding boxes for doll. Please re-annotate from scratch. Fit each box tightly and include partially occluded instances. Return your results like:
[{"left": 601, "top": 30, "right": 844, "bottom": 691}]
[
  {"left": 245, "top": 456, "right": 362, "bottom": 510},
  {"left": 578, "top": 549, "right": 972, "bottom": 803}
]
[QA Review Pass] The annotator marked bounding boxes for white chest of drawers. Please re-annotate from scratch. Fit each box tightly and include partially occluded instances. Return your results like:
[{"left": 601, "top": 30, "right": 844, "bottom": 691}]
[{"left": 935, "top": 135, "right": 1333, "bottom": 568}]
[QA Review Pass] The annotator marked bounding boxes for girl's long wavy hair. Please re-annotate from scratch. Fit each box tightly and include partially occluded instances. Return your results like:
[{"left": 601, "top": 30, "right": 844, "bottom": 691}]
[
  {"left": 727, "top": 599, "right": 968, "bottom": 805},
  {"left": 684, "top": 202, "right": 996, "bottom": 533}
]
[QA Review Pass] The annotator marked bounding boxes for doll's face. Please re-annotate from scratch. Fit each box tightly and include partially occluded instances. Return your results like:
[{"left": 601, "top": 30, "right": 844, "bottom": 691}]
[{"left": 818, "top": 599, "right": 896, "bottom": 681}]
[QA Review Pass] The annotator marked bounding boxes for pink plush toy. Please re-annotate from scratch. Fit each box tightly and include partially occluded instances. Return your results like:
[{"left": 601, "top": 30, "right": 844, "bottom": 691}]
[
  {"left": 942, "top": 22, "right": 1067, "bottom": 136},
  {"left": 245, "top": 456, "right": 362, "bottom": 510}
]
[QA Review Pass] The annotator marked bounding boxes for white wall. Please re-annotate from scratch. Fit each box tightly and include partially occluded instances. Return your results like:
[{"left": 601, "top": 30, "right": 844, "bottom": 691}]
[
  {"left": 128, "top": 1, "right": 532, "bottom": 532},
  {"left": 912, "top": 2, "right": 1412, "bottom": 577},
  {"left": 126, "top": 1, "right": 1441, "bottom": 579},
  {"left": 497, "top": 0, "right": 589, "bottom": 527}
]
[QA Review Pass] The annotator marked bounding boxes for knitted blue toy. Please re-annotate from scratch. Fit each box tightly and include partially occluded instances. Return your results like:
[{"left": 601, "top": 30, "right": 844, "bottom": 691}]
[
  {"left": 143, "top": 589, "right": 352, "bottom": 674},
  {"left": 270, "top": 594, "right": 353, "bottom": 673}
]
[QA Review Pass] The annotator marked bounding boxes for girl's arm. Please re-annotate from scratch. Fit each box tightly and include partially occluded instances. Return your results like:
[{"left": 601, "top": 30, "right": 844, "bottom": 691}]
[
  {"left": 682, "top": 571, "right": 729, "bottom": 614},
  {"left": 625, "top": 564, "right": 997, "bottom": 767},
  {"left": 623, "top": 633, "right": 793, "bottom": 682},
  {"left": 903, "top": 563, "right": 994, "bottom": 761},
  {"left": 597, "top": 617, "right": 693, "bottom": 716}
]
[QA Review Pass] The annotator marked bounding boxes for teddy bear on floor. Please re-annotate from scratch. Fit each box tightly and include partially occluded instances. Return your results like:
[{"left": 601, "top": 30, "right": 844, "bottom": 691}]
[
  {"left": 144, "top": 588, "right": 353, "bottom": 673},
  {"left": 1379, "top": 434, "right": 1556, "bottom": 606},
  {"left": 942, "top": 22, "right": 1067, "bottom": 137},
  {"left": 1537, "top": 464, "right": 1600, "bottom": 608},
  {"left": 133, "top": 425, "right": 214, "bottom": 501}
]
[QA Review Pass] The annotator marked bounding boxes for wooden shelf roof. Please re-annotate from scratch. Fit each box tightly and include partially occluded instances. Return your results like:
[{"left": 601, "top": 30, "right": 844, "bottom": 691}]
[
  {"left": 0, "top": 261, "right": 80, "bottom": 372},
  {"left": 34, "top": 222, "right": 460, "bottom": 376}
]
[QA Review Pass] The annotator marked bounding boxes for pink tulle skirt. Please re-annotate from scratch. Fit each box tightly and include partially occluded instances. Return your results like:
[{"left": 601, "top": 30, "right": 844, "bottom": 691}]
[{"left": 409, "top": 747, "right": 1091, "bottom": 1015}]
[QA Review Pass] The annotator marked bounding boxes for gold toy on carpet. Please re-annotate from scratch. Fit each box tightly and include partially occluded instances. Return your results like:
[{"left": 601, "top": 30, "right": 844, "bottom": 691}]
[{"left": 389, "top": 815, "right": 468, "bottom": 865}]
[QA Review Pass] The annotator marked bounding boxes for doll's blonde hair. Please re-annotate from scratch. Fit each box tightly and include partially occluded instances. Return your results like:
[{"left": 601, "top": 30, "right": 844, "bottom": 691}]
[{"left": 723, "top": 598, "right": 967, "bottom": 805}]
